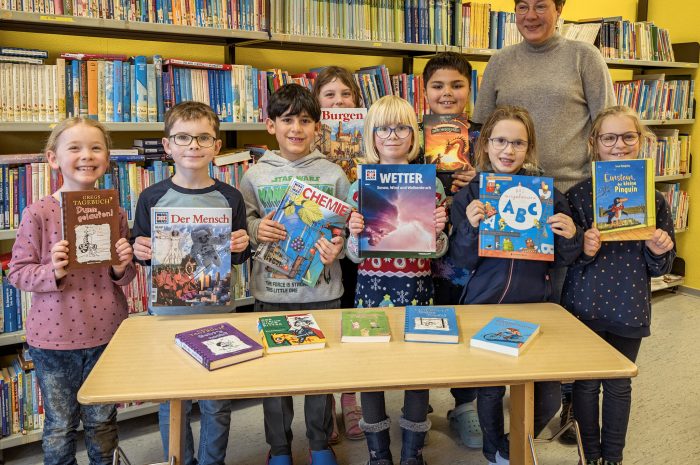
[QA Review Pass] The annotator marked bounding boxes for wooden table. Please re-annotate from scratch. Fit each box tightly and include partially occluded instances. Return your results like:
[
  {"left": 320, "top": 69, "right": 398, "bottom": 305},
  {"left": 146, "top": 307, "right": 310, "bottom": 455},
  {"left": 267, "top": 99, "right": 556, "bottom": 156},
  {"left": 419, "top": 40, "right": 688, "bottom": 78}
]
[{"left": 78, "top": 303, "right": 637, "bottom": 465}]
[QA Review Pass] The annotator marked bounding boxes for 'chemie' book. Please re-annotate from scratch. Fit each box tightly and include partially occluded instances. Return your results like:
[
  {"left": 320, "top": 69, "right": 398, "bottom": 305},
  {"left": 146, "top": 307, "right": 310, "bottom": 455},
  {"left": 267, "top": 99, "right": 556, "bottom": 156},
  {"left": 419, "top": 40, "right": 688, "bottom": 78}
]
[
  {"left": 151, "top": 207, "right": 232, "bottom": 307},
  {"left": 404, "top": 306, "right": 459, "bottom": 344},
  {"left": 471, "top": 317, "right": 540, "bottom": 356},
  {"left": 253, "top": 179, "right": 351, "bottom": 287},
  {"left": 61, "top": 189, "right": 121, "bottom": 269},
  {"left": 358, "top": 164, "right": 437, "bottom": 258},
  {"left": 478, "top": 173, "right": 555, "bottom": 261},
  {"left": 592, "top": 159, "right": 656, "bottom": 241},
  {"left": 175, "top": 322, "right": 263, "bottom": 370},
  {"left": 317, "top": 108, "right": 366, "bottom": 183},
  {"left": 341, "top": 310, "right": 391, "bottom": 342},
  {"left": 257, "top": 313, "right": 326, "bottom": 353}
]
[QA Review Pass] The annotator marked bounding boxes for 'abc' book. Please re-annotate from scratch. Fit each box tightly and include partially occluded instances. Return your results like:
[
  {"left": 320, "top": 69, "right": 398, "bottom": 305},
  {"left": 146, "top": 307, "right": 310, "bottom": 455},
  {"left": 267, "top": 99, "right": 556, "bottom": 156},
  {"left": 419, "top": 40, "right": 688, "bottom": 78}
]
[
  {"left": 151, "top": 208, "right": 232, "bottom": 307},
  {"left": 317, "top": 108, "right": 366, "bottom": 183},
  {"left": 592, "top": 159, "right": 656, "bottom": 241},
  {"left": 478, "top": 173, "right": 555, "bottom": 261},
  {"left": 404, "top": 306, "right": 459, "bottom": 344},
  {"left": 253, "top": 179, "right": 351, "bottom": 287},
  {"left": 61, "top": 189, "right": 121, "bottom": 269},
  {"left": 471, "top": 317, "right": 540, "bottom": 356},
  {"left": 423, "top": 113, "right": 473, "bottom": 172},
  {"left": 175, "top": 322, "right": 263, "bottom": 370},
  {"left": 358, "top": 164, "right": 437, "bottom": 258},
  {"left": 257, "top": 313, "right": 326, "bottom": 353},
  {"left": 341, "top": 310, "right": 391, "bottom": 342}
]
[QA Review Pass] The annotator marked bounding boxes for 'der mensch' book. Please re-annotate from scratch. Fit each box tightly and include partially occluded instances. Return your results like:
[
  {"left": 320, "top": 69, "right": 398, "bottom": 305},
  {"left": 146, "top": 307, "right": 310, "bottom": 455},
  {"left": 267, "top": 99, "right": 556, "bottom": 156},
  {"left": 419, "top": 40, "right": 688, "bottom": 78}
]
[
  {"left": 404, "top": 306, "right": 459, "bottom": 344},
  {"left": 358, "top": 164, "right": 437, "bottom": 258},
  {"left": 257, "top": 313, "right": 327, "bottom": 353},
  {"left": 478, "top": 173, "right": 555, "bottom": 261},
  {"left": 175, "top": 322, "right": 263, "bottom": 370},
  {"left": 61, "top": 189, "right": 121, "bottom": 269},
  {"left": 341, "top": 310, "right": 391, "bottom": 342},
  {"left": 317, "top": 108, "right": 366, "bottom": 183},
  {"left": 471, "top": 317, "right": 540, "bottom": 356},
  {"left": 253, "top": 179, "right": 351, "bottom": 287},
  {"left": 592, "top": 158, "right": 656, "bottom": 241},
  {"left": 151, "top": 207, "right": 232, "bottom": 307}
]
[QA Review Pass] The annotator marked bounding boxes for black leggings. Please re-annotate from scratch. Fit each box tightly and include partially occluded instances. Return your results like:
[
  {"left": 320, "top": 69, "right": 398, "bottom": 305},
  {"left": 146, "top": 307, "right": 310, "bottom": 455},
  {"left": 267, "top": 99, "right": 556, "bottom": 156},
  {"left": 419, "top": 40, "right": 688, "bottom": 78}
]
[{"left": 361, "top": 390, "right": 429, "bottom": 424}]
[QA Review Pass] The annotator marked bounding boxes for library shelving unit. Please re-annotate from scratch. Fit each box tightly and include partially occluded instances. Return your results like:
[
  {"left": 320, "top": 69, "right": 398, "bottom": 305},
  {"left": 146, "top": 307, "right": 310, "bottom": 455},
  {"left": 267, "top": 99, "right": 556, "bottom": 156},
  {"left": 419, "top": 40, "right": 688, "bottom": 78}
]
[{"left": 0, "top": 5, "right": 698, "bottom": 454}]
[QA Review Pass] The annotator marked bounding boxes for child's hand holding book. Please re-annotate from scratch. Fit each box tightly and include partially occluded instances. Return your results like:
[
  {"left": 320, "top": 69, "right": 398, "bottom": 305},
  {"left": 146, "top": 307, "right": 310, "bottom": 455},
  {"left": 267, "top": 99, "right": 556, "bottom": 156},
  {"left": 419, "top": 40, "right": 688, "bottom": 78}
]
[
  {"left": 645, "top": 229, "right": 674, "bottom": 256},
  {"left": 111, "top": 238, "right": 134, "bottom": 278},
  {"left": 133, "top": 237, "right": 152, "bottom": 261},
  {"left": 466, "top": 200, "right": 486, "bottom": 228},
  {"left": 583, "top": 228, "right": 602, "bottom": 257},
  {"left": 257, "top": 211, "right": 286, "bottom": 243},
  {"left": 434, "top": 206, "right": 448, "bottom": 234},
  {"left": 348, "top": 211, "right": 365, "bottom": 237},
  {"left": 547, "top": 213, "right": 576, "bottom": 239},
  {"left": 230, "top": 229, "right": 250, "bottom": 253},
  {"left": 51, "top": 240, "right": 70, "bottom": 281},
  {"left": 315, "top": 236, "right": 344, "bottom": 265}
]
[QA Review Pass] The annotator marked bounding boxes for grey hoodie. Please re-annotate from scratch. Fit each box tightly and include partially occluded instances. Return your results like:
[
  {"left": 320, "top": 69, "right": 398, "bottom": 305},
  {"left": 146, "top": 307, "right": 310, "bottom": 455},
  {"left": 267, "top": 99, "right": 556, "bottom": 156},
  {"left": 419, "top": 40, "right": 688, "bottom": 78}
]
[{"left": 239, "top": 149, "right": 350, "bottom": 304}]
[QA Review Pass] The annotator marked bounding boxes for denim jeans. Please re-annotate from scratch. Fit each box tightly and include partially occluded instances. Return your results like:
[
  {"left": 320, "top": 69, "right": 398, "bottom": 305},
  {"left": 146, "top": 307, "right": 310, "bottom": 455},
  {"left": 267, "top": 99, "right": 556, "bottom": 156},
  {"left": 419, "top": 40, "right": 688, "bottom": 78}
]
[
  {"left": 159, "top": 399, "right": 233, "bottom": 465},
  {"left": 573, "top": 331, "right": 642, "bottom": 463},
  {"left": 29, "top": 345, "right": 118, "bottom": 465}
]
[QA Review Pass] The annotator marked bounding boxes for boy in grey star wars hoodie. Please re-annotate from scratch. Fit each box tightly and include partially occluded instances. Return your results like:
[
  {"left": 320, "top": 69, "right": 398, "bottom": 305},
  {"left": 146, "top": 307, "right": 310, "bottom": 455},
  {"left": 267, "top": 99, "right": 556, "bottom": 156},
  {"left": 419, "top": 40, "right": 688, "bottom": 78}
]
[{"left": 238, "top": 84, "right": 349, "bottom": 465}]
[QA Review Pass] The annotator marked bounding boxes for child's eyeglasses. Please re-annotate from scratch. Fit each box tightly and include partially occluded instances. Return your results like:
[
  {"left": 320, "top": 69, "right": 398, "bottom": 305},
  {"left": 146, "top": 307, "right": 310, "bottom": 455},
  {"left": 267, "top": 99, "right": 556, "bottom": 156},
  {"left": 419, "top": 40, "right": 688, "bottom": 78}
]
[
  {"left": 170, "top": 133, "right": 217, "bottom": 147},
  {"left": 374, "top": 125, "right": 413, "bottom": 139},
  {"left": 488, "top": 137, "right": 529, "bottom": 152},
  {"left": 597, "top": 132, "right": 641, "bottom": 147},
  {"left": 515, "top": 3, "right": 551, "bottom": 16}
]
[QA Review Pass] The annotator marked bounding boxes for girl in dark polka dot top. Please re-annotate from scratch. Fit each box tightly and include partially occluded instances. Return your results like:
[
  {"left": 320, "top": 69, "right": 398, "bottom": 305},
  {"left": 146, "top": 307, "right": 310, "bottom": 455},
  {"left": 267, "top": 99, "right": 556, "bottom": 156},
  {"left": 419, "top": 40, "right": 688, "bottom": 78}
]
[{"left": 562, "top": 106, "right": 675, "bottom": 465}]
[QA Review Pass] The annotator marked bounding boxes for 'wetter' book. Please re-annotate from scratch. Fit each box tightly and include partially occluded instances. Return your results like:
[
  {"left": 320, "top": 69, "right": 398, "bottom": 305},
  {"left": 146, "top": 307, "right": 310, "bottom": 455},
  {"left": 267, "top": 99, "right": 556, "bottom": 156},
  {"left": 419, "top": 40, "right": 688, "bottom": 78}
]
[
  {"left": 592, "top": 159, "right": 656, "bottom": 241},
  {"left": 317, "top": 108, "right": 366, "bottom": 183},
  {"left": 175, "top": 322, "right": 263, "bottom": 370},
  {"left": 358, "top": 164, "right": 437, "bottom": 258},
  {"left": 404, "top": 306, "right": 459, "bottom": 344},
  {"left": 151, "top": 207, "right": 232, "bottom": 307},
  {"left": 257, "top": 313, "right": 327, "bottom": 353},
  {"left": 253, "top": 179, "right": 351, "bottom": 287},
  {"left": 478, "top": 173, "right": 555, "bottom": 261},
  {"left": 61, "top": 189, "right": 121, "bottom": 269},
  {"left": 471, "top": 317, "right": 540, "bottom": 356},
  {"left": 341, "top": 310, "right": 391, "bottom": 342}
]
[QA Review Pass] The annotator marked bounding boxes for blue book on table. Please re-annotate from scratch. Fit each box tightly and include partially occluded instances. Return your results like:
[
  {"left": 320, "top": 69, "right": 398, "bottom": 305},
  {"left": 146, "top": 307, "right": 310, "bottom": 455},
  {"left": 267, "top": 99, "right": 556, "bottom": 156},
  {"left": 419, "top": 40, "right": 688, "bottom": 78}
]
[
  {"left": 404, "top": 306, "right": 458, "bottom": 344},
  {"left": 471, "top": 317, "right": 540, "bottom": 356}
]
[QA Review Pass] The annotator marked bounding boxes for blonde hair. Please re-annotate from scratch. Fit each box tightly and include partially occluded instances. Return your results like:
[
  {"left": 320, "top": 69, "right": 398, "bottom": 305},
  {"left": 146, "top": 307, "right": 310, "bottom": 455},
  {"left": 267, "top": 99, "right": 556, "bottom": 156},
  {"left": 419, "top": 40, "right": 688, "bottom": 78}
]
[
  {"left": 474, "top": 106, "right": 538, "bottom": 172},
  {"left": 362, "top": 95, "right": 420, "bottom": 164},
  {"left": 44, "top": 117, "right": 112, "bottom": 154},
  {"left": 588, "top": 105, "right": 654, "bottom": 161}
]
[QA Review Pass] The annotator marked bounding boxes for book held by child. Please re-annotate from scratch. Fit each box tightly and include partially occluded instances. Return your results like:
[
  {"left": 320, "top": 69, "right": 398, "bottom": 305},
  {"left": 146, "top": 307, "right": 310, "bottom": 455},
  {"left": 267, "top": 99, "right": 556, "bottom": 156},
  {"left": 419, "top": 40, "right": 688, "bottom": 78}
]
[
  {"left": 341, "top": 310, "right": 391, "bottom": 342},
  {"left": 175, "top": 322, "right": 263, "bottom": 370},
  {"left": 471, "top": 317, "right": 540, "bottom": 356},
  {"left": 404, "top": 306, "right": 459, "bottom": 344},
  {"left": 257, "top": 313, "right": 327, "bottom": 353},
  {"left": 316, "top": 108, "right": 367, "bottom": 183}
]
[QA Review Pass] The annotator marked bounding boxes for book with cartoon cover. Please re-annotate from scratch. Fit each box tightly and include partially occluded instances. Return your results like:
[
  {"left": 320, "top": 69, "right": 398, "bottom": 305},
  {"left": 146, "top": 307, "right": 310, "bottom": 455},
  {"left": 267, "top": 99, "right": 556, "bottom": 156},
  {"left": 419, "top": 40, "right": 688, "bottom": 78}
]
[
  {"left": 257, "top": 313, "right": 327, "bottom": 353},
  {"left": 478, "top": 173, "right": 555, "bottom": 261},
  {"left": 150, "top": 207, "right": 232, "bottom": 307},
  {"left": 252, "top": 179, "right": 352, "bottom": 287},
  {"left": 423, "top": 113, "right": 473, "bottom": 172},
  {"left": 341, "top": 310, "right": 391, "bottom": 342},
  {"left": 175, "top": 322, "right": 263, "bottom": 370},
  {"left": 592, "top": 159, "right": 656, "bottom": 241},
  {"left": 316, "top": 108, "right": 366, "bottom": 182},
  {"left": 404, "top": 306, "right": 459, "bottom": 344},
  {"left": 471, "top": 317, "right": 540, "bottom": 356}
]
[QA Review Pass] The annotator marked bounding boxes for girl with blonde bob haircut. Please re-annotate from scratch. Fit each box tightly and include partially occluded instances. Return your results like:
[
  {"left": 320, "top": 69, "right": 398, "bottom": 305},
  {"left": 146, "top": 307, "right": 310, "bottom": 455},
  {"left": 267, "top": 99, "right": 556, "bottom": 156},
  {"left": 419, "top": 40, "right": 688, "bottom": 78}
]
[
  {"left": 587, "top": 105, "right": 655, "bottom": 161},
  {"left": 362, "top": 95, "right": 421, "bottom": 164}
]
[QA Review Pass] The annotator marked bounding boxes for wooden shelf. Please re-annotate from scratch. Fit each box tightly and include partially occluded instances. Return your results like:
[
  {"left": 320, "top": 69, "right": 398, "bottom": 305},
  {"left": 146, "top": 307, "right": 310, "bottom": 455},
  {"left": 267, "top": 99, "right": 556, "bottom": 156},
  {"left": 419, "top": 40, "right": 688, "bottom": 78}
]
[
  {"left": 675, "top": 227, "right": 687, "bottom": 234},
  {"left": 605, "top": 57, "right": 698, "bottom": 69},
  {"left": 642, "top": 119, "right": 695, "bottom": 125},
  {"left": 651, "top": 275, "right": 685, "bottom": 292},
  {"left": 656, "top": 173, "right": 691, "bottom": 182},
  {"left": 0, "top": 122, "right": 267, "bottom": 132}
]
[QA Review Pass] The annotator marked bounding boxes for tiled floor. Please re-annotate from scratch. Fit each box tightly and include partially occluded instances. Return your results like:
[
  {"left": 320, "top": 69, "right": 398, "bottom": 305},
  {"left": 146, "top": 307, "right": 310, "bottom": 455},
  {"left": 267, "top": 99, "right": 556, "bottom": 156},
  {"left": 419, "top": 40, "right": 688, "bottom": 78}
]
[{"left": 5, "top": 292, "right": 700, "bottom": 465}]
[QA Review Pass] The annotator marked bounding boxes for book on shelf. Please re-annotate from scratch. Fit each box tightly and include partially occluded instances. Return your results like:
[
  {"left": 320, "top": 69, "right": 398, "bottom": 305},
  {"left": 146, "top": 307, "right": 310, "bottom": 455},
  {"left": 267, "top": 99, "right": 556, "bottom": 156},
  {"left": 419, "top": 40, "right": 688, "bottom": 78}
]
[
  {"left": 253, "top": 179, "right": 351, "bottom": 287},
  {"left": 213, "top": 149, "right": 252, "bottom": 167},
  {"left": 1, "top": 47, "right": 48, "bottom": 59},
  {"left": 316, "top": 108, "right": 366, "bottom": 183},
  {"left": 341, "top": 310, "right": 391, "bottom": 343},
  {"left": 257, "top": 313, "right": 326, "bottom": 354},
  {"left": 150, "top": 207, "right": 233, "bottom": 307},
  {"left": 175, "top": 322, "right": 263, "bottom": 370},
  {"left": 404, "top": 306, "right": 459, "bottom": 344},
  {"left": 592, "top": 159, "right": 656, "bottom": 241},
  {"left": 478, "top": 173, "right": 555, "bottom": 261},
  {"left": 657, "top": 182, "right": 690, "bottom": 231},
  {"left": 357, "top": 164, "right": 437, "bottom": 258},
  {"left": 471, "top": 317, "right": 540, "bottom": 356},
  {"left": 60, "top": 189, "right": 122, "bottom": 270}
]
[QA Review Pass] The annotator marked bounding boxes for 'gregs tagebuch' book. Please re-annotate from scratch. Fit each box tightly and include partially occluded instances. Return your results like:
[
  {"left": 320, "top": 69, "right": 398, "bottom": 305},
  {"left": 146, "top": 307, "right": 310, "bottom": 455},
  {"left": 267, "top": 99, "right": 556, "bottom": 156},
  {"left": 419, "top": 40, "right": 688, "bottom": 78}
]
[
  {"left": 317, "top": 108, "right": 366, "bottom": 183},
  {"left": 404, "top": 306, "right": 459, "bottom": 344},
  {"left": 175, "top": 322, "right": 263, "bottom": 370}
]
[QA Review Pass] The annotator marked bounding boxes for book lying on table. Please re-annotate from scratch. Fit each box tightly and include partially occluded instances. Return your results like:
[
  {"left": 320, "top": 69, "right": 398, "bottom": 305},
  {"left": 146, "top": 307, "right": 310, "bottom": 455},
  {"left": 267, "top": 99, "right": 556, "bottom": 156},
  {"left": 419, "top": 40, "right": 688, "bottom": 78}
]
[
  {"left": 175, "top": 322, "right": 263, "bottom": 370},
  {"left": 404, "top": 306, "right": 459, "bottom": 344},
  {"left": 257, "top": 313, "right": 327, "bottom": 353},
  {"left": 341, "top": 310, "right": 391, "bottom": 342},
  {"left": 470, "top": 317, "right": 540, "bottom": 356}
]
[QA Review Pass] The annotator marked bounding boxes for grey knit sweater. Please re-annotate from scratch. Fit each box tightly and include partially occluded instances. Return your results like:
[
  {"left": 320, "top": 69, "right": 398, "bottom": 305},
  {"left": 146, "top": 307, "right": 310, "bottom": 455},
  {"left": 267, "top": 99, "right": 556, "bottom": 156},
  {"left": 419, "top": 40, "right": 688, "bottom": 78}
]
[{"left": 473, "top": 33, "right": 614, "bottom": 193}]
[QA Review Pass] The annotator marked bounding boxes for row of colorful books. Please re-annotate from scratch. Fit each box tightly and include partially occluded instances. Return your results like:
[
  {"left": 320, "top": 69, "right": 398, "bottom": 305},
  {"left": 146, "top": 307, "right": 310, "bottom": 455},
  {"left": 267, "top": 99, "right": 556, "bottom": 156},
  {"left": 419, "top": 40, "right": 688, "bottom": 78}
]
[
  {"left": 459, "top": 2, "right": 521, "bottom": 50},
  {"left": 1, "top": 273, "right": 29, "bottom": 334},
  {"left": 0, "top": 353, "right": 42, "bottom": 438},
  {"left": 597, "top": 18, "right": 675, "bottom": 62},
  {"left": 658, "top": 182, "right": 689, "bottom": 231},
  {"left": 0, "top": 0, "right": 268, "bottom": 31},
  {"left": 614, "top": 75, "right": 695, "bottom": 122},
  {"left": 642, "top": 129, "right": 691, "bottom": 177}
]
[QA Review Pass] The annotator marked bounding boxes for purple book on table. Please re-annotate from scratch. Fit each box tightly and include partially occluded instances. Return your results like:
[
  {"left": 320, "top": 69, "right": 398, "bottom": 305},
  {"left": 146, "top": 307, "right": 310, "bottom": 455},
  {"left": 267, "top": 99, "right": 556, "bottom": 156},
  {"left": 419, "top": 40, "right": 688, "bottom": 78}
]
[{"left": 175, "top": 322, "right": 263, "bottom": 370}]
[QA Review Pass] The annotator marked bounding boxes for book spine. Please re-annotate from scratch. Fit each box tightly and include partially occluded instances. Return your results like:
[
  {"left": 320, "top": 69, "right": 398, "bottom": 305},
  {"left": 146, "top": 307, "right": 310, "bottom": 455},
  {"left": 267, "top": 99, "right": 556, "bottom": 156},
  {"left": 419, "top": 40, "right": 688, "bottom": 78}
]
[
  {"left": 80, "top": 61, "right": 89, "bottom": 119},
  {"left": 113, "top": 60, "right": 123, "bottom": 122},
  {"left": 134, "top": 56, "right": 148, "bottom": 123},
  {"left": 104, "top": 61, "right": 113, "bottom": 122},
  {"left": 154, "top": 55, "right": 164, "bottom": 121},
  {"left": 147, "top": 63, "right": 157, "bottom": 123},
  {"left": 123, "top": 62, "right": 131, "bottom": 123}
]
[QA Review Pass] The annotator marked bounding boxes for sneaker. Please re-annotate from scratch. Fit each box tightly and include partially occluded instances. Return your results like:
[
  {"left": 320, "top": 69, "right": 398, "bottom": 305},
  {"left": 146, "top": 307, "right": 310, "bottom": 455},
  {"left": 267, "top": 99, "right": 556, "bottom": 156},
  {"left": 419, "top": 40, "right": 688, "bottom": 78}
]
[
  {"left": 341, "top": 395, "right": 365, "bottom": 440},
  {"left": 487, "top": 451, "right": 509, "bottom": 465},
  {"left": 447, "top": 402, "right": 483, "bottom": 449},
  {"left": 309, "top": 448, "right": 338, "bottom": 465},
  {"left": 558, "top": 398, "right": 577, "bottom": 445},
  {"left": 267, "top": 453, "right": 293, "bottom": 465},
  {"left": 329, "top": 396, "right": 341, "bottom": 445}
]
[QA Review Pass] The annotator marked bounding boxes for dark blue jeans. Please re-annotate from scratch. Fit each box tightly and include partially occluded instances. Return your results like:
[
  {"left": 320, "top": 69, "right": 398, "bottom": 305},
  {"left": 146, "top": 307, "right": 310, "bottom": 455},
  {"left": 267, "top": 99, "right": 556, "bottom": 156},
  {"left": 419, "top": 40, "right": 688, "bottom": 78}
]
[
  {"left": 573, "top": 331, "right": 641, "bottom": 463},
  {"left": 29, "top": 345, "right": 118, "bottom": 465},
  {"left": 477, "top": 381, "right": 561, "bottom": 462}
]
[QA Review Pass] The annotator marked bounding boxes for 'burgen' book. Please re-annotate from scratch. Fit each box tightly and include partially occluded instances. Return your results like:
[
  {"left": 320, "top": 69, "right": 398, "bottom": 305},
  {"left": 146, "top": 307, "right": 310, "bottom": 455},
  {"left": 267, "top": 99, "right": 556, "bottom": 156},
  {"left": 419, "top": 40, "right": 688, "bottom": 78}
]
[
  {"left": 478, "top": 173, "right": 555, "bottom": 261},
  {"left": 175, "top": 322, "right": 263, "bottom": 370},
  {"left": 341, "top": 310, "right": 391, "bottom": 342},
  {"left": 592, "top": 158, "right": 656, "bottom": 241},
  {"left": 471, "top": 317, "right": 540, "bottom": 356},
  {"left": 257, "top": 313, "right": 326, "bottom": 353},
  {"left": 404, "top": 306, "right": 459, "bottom": 344},
  {"left": 358, "top": 164, "right": 437, "bottom": 258},
  {"left": 317, "top": 108, "right": 367, "bottom": 183},
  {"left": 253, "top": 179, "right": 351, "bottom": 287},
  {"left": 151, "top": 207, "right": 232, "bottom": 307},
  {"left": 61, "top": 189, "right": 121, "bottom": 269}
]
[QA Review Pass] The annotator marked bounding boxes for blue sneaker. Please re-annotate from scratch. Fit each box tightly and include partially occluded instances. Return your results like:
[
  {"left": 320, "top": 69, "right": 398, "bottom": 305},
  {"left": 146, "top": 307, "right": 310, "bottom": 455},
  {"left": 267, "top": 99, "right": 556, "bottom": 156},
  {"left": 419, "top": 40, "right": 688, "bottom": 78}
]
[
  {"left": 308, "top": 448, "right": 338, "bottom": 465},
  {"left": 448, "top": 402, "right": 483, "bottom": 449},
  {"left": 267, "top": 453, "right": 293, "bottom": 465}
]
